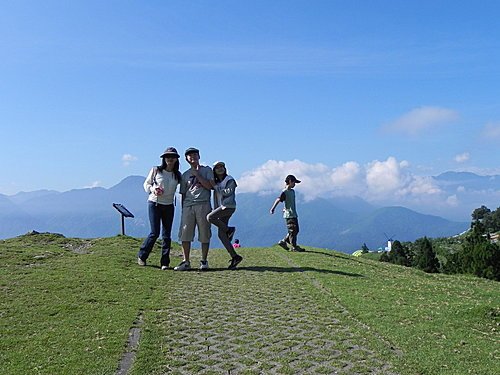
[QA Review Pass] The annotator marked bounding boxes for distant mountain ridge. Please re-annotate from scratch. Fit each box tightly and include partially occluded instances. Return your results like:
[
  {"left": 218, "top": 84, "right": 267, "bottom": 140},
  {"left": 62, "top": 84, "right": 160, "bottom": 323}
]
[
  {"left": 0, "top": 173, "right": 474, "bottom": 252},
  {"left": 428, "top": 171, "right": 500, "bottom": 220},
  {"left": 433, "top": 171, "right": 499, "bottom": 188}
]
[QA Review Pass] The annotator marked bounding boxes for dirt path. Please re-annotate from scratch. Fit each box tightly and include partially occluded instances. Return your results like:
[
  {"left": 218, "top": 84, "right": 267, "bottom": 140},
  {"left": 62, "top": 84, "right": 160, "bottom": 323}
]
[{"left": 128, "top": 249, "right": 399, "bottom": 374}]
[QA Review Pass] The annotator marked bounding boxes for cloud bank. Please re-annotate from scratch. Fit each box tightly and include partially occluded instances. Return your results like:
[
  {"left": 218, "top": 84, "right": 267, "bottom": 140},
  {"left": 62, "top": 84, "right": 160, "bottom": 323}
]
[{"left": 238, "top": 157, "right": 443, "bottom": 207}]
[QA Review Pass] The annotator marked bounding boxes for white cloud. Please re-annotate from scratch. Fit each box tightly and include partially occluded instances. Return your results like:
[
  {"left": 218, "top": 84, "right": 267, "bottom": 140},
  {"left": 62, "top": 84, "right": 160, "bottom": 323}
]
[
  {"left": 481, "top": 122, "right": 500, "bottom": 140},
  {"left": 331, "top": 161, "right": 362, "bottom": 187},
  {"left": 365, "top": 157, "right": 407, "bottom": 196},
  {"left": 122, "top": 154, "right": 138, "bottom": 167},
  {"left": 398, "top": 176, "right": 442, "bottom": 197},
  {"left": 238, "top": 157, "right": 442, "bottom": 203},
  {"left": 454, "top": 152, "right": 470, "bottom": 163},
  {"left": 383, "top": 106, "right": 459, "bottom": 136},
  {"left": 237, "top": 159, "right": 332, "bottom": 199}
]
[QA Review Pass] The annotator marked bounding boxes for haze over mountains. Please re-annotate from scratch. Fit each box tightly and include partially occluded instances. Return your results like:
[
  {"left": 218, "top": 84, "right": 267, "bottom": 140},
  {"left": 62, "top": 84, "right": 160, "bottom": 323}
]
[{"left": 1, "top": 171, "right": 497, "bottom": 252}]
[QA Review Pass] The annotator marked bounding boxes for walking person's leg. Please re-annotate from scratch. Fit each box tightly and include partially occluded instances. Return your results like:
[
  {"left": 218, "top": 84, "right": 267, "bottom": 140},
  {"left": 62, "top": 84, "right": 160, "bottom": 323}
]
[
  {"left": 288, "top": 218, "right": 303, "bottom": 251},
  {"left": 278, "top": 219, "right": 290, "bottom": 250},
  {"left": 287, "top": 218, "right": 297, "bottom": 247},
  {"left": 138, "top": 202, "right": 161, "bottom": 265}
]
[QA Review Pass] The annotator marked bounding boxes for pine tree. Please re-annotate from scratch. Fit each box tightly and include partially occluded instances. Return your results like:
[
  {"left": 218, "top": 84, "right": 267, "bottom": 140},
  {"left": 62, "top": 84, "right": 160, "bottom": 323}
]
[
  {"left": 471, "top": 205, "right": 491, "bottom": 222},
  {"left": 413, "top": 237, "right": 439, "bottom": 273},
  {"left": 472, "top": 242, "right": 500, "bottom": 281},
  {"left": 461, "top": 221, "right": 500, "bottom": 281},
  {"left": 388, "top": 240, "right": 411, "bottom": 267}
]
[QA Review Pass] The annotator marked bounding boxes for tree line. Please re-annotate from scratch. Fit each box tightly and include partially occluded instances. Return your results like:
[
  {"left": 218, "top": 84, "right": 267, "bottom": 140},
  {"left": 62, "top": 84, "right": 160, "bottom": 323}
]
[{"left": 378, "top": 205, "right": 500, "bottom": 281}]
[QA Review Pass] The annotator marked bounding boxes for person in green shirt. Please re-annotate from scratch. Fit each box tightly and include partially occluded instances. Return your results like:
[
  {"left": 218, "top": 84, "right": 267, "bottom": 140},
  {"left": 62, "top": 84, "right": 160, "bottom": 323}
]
[{"left": 269, "top": 174, "right": 305, "bottom": 252}]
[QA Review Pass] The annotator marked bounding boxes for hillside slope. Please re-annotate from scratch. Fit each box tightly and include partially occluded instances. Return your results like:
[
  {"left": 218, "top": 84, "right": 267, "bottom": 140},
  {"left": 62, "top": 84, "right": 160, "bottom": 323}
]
[{"left": 1, "top": 234, "right": 498, "bottom": 374}]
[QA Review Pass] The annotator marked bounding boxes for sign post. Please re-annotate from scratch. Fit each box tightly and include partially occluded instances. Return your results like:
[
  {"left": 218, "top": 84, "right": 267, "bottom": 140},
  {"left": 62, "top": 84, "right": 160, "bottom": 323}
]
[{"left": 112, "top": 203, "right": 134, "bottom": 235}]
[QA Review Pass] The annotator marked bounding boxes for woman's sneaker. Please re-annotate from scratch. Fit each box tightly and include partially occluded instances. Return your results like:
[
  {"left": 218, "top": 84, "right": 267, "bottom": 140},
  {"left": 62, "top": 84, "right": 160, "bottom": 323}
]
[
  {"left": 199, "top": 260, "right": 209, "bottom": 271},
  {"left": 228, "top": 255, "right": 243, "bottom": 270},
  {"left": 174, "top": 261, "right": 191, "bottom": 271},
  {"left": 137, "top": 257, "right": 146, "bottom": 266}
]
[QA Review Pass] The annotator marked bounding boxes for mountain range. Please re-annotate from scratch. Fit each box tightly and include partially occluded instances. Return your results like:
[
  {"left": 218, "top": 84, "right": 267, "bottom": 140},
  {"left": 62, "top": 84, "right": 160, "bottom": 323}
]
[{"left": 2, "top": 171, "right": 495, "bottom": 252}]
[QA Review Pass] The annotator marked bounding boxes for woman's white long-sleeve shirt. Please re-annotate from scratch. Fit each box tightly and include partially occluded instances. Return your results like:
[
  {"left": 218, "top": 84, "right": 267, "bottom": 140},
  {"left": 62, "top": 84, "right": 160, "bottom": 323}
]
[{"left": 143, "top": 167, "right": 179, "bottom": 205}]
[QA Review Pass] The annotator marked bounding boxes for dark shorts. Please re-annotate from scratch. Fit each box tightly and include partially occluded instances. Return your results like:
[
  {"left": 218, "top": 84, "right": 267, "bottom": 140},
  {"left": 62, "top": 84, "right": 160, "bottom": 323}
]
[{"left": 286, "top": 217, "right": 299, "bottom": 235}]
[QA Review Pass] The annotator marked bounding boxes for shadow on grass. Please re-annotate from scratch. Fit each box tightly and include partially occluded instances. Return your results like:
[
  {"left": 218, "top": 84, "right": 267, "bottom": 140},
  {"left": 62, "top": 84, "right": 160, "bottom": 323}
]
[
  {"left": 143, "top": 262, "right": 363, "bottom": 277},
  {"left": 304, "top": 250, "right": 350, "bottom": 258},
  {"left": 239, "top": 266, "right": 364, "bottom": 277}
]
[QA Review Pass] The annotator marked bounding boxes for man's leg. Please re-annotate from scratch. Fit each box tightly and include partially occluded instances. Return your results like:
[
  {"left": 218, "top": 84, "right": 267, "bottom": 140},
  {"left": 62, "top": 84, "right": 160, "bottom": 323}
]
[
  {"left": 174, "top": 206, "right": 195, "bottom": 271},
  {"left": 201, "top": 242, "right": 210, "bottom": 262},
  {"left": 182, "top": 241, "right": 191, "bottom": 262},
  {"left": 197, "top": 203, "right": 212, "bottom": 262}
]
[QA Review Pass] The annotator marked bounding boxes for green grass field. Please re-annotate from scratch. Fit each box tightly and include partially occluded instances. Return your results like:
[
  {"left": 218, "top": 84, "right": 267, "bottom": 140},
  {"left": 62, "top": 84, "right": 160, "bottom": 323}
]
[{"left": 1, "top": 233, "right": 498, "bottom": 374}]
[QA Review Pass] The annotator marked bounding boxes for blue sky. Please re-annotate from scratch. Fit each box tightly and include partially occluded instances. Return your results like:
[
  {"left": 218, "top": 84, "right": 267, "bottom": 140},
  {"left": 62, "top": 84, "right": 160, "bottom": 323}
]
[{"left": 1, "top": 1, "right": 499, "bottom": 215}]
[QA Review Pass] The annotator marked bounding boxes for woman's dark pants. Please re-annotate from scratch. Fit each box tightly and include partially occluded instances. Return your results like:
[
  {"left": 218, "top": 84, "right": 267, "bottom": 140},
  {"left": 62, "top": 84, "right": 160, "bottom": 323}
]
[{"left": 138, "top": 202, "right": 174, "bottom": 267}]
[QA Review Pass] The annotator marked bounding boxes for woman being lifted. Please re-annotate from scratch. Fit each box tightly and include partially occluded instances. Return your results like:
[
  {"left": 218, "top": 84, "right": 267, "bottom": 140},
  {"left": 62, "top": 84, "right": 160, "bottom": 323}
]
[{"left": 207, "top": 161, "right": 243, "bottom": 270}]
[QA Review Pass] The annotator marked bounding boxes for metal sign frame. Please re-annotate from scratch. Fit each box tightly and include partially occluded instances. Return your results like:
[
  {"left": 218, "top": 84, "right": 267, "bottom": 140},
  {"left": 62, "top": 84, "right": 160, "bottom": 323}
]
[{"left": 112, "top": 203, "right": 134, "bottom": 235}]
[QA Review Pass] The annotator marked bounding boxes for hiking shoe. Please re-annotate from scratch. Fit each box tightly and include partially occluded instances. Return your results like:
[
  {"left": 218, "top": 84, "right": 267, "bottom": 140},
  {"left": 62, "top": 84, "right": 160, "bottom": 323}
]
[
  {"left": 161, "top": 265, "right": 169, "bottom": 271},
  {"left": 137, "top": 257, "right": 146, "bottom": 266},
  {"left": 228, "top": 255, "right": 243, "bottom": 270},
  {"left": 278, "top": 240, "right": 289, "bottom": 250},
  {"left": 227, "top": 227, "right": 236, "bottom": 242},
  {"left": 199, "top": 260, "right": 209, "bottom": 271},
  {"left": 291, "top": 246, "right": 305, "bottom": 252},
  {"left": 174, "top": 261, "right": 191, "bottom": 271}
]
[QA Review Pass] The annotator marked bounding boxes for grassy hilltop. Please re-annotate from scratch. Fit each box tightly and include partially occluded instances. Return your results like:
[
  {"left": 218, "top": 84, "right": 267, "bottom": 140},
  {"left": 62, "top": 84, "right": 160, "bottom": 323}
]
[{"left": 1, "top": 234, "right": 498, "bottom": 375}]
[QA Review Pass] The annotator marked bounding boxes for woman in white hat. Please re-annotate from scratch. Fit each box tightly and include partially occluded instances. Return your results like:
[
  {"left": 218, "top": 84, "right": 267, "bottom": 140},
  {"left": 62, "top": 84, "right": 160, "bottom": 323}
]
[
  {"left": 137, "top": 147, "right": 181, "bottom": 269},
  {"left": 207, "top": 161, "right": 243, "bottom": 269}
]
